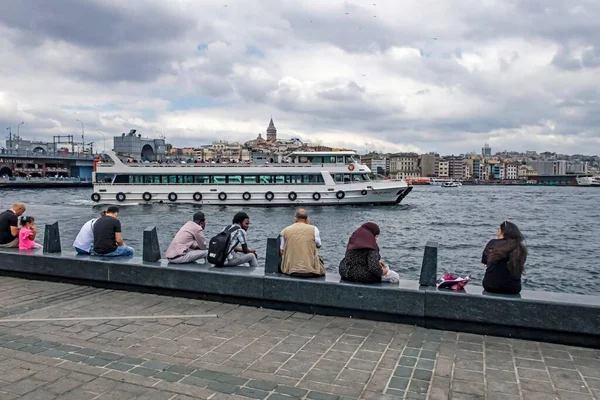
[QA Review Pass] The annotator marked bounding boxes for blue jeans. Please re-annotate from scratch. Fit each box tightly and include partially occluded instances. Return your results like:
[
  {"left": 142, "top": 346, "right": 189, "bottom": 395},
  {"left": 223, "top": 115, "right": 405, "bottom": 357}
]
[
  {"left": 94, "top": 246, "right": 135, "bottom": 257},
  {"left": 75, "top": 247, "right": 91, "bottom": 255}
]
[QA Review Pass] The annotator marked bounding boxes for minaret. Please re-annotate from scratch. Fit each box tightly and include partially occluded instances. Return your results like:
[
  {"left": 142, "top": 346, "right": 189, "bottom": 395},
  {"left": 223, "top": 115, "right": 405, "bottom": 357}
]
[{"left": 266, "top": 117, "right": 277, "bottom": 142}]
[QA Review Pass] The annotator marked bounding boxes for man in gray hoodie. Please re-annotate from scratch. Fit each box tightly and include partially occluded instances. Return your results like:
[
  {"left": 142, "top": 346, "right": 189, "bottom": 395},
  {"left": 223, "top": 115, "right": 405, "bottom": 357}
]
[{"left": 166, "top": 212, "right": 208, "bottom": 264}]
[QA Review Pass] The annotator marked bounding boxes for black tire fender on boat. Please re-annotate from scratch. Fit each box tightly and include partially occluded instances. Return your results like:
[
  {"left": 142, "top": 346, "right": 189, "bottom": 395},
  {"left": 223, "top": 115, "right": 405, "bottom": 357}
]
[
  {"left": 265, "top": 191, "right": 274, "bottom": 202},
  {"left": 312, "top": 192, "right": 321, "bottom": 201},
  {"left": 218, "top": 192, "right": 227, "bottom": 201},
  {"left": 336, "top": 190, "right": 345, "bottom": 200},
  {"left": 288, "top": 191, "right": 297, "bottom": 201},
  {"left": 91, "top": 193, "right": 101, "bottom": 202},
  {"left": 168, "top": 192, "right": 178, "bottom": 202},
  {"left": 361, "top": 189, "right": 368, "bottom": 196},
  {"left": 142, "top": 192, "right": 152, "bottom": 202},
  {"left": 193, "top": 192, "right": 202, "bottom": 202},
  {"left": 116, "top": 192, "right": 126, "bottom": 202},
  {"left": 242, "top": 192, "right": 251, "bottom": 201}
]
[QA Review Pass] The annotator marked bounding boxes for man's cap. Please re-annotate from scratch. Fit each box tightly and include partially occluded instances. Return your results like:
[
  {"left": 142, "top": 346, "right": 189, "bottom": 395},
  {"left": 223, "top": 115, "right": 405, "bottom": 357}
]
[{"left": 193, "top": 211, "right": 205, "bottom": 222}]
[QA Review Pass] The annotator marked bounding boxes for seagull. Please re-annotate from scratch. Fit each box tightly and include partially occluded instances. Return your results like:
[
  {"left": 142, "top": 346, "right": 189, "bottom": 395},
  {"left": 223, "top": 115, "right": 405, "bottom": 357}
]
[
  {"left": 345, "top": 12, "right": 349, "bottom": 14},
  {"left": 433, "top": 37, "right": 438, "bottom": 40}
]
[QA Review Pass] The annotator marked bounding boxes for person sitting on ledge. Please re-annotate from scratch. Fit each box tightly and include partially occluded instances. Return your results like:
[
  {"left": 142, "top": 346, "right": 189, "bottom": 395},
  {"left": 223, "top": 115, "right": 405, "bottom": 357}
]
[
  {"left": 223, "top": 212, "right": 259, "bottom": 268},
  {"left": 339, "top": 222, "right": 390, "bottom": 283},
  {"left": 481, "top": 221, "right": 527, "bottom": 295},
  {"left": 73, "top": 211, "right": 106, "bottom": 255},
  {"left": 0, "top": 202, "right": 26, "bottom": 248},
  {"left": 92, "top": 206, "right": 135, "bottom": 257},
  {"left": 166, "top": 211, "right": 208, "bottom": 264},
  {"left": 18, "top": 216, "right": 42, "bottom": 250},
  {"left": 280, "top": 209, "right": 324, "bottom": 278}
]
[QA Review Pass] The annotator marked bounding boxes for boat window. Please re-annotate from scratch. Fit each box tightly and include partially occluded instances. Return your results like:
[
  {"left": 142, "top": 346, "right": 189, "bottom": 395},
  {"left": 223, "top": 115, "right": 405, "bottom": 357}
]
[
  {"left": 213, "top": 175, "right": 226, "bottom": 184},
  {"left": 143, "top": 176, "right": 154, "bottom": 184},
  {"left": 96, "top": 173, "right": 114, "bottom": 183},
  {"left": 228, "top": 175, "right": 242, "bottom": 184},
  {"left": 311, "top": 156, "right": 323, "bottom": 163},
  {"left": 177, "top": 176, "right": 184, "bottom": 184},
  {"left": 259, "top": 175, "right": 273, "bottom": 184},
  {"left": 362, "top": 174, "right": 371, "bottom": 181},
  {"left": 352, "top": 174, "right": 364, "bottom": 182},
  {"left": 343, "top": 174, "right": 351, "bottom": 183},
  {"left": 288, "top": 175, "right": 302, "bottom": 184},
  {"left": 184, "top": 175, "right": 194, "bottom": 184},
  {"left": 331, "top": 174, "right": 344, "bottom": 183},
  {"left": 323, "top": 156, "right": 336, "bottom": 163},
  {"left": 299, "top": 156, "right": 309, "bottom": 163},
  {"left": 243, "top": 176, "right": 257, "bottom": 184},
  {"left": 114, "top": 175, "right": 129, "bottom": 184},
  {"left": 274, "top": 175, "right": 285, "bottom": 184},
  {"left": 336, "top": 156, "right": 344, "bottom": 163},
  {"left": 169, "top": 176, "right": 177, "bottom": 184},
  {"left": 194, "top": 175, "right": 209, "bottom": 184}
]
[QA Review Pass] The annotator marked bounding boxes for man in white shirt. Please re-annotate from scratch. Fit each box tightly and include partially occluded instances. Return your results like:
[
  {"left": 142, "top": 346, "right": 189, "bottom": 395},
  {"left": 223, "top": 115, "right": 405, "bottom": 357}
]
[{"left": 73, "top": 211, "right": 106, "bottom": 255}]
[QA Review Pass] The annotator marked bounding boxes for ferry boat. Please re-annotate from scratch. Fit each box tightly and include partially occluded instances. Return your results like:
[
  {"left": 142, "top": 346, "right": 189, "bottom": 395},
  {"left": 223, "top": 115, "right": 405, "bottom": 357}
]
[
  {"left": 429, "top": 177, "right": 462, "bottom": 186},
  {"left": 576, "top": 175, "right": 600, "bottom": 186},
  {"left": 91, "top": 151, "right": 413, "bottom": 206},
  {"left": 441, "top": 181, "right": 461, "bottom": 188}
]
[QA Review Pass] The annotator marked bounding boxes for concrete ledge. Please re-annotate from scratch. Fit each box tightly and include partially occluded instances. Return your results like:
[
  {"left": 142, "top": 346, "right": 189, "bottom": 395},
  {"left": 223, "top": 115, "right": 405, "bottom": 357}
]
[{"left": 0, "top": 248, "right": 599, "bottom": 348}]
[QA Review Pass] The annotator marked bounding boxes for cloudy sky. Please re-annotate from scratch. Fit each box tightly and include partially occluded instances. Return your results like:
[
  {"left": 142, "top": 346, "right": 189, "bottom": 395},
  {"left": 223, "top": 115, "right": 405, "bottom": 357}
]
[{"left": 1, "top": 0, "right": 599, "bottom": 155}]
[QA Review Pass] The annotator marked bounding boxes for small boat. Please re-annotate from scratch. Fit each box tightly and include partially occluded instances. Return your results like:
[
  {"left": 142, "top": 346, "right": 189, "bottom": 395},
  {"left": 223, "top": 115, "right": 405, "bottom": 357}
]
[
  {"left": 576, "top": 175, "right": 600, "bottom": 186},
  {"left": 441, "top": 181, "right": 461, "bottom": 188}
]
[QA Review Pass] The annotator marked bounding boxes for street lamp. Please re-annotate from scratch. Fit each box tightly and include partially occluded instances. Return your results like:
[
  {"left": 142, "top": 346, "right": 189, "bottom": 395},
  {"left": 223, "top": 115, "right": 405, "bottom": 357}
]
[
  {"left": 76, "top": 119, "right": 84, "bottom": 153},
  {"left": 97, "top": 132, "right": 106, "bottom": 152}
]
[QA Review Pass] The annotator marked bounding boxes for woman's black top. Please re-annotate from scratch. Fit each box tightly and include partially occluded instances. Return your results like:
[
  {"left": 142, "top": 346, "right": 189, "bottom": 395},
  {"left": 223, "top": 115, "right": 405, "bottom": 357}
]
[
  {"left": 339, "top": 249, "right": 382, "bottom": 283},
  {"left": 481, "top": 239, "right": 522, "bottom": 294}
]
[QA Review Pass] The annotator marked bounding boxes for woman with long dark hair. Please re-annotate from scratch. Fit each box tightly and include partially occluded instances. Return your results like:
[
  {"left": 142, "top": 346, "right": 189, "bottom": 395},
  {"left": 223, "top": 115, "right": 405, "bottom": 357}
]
[
  {"left": 339, "top": 222, "right": 391, "bottom": 283},
  {"left": 481, "top": 221, "right": 527, "bottom": 294}
]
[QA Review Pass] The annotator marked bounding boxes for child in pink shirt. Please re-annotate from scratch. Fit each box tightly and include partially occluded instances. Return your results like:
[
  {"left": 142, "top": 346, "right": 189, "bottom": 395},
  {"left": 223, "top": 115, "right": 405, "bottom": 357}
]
[{"left": 19, "top": 216, "right": 42, "bottom": 250}]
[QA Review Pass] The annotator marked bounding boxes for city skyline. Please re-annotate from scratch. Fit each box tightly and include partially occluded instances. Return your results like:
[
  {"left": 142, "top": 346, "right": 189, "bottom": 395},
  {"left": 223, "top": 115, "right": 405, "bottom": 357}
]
[{"left": 1, "top": 1, "right": 599, "bottom": 155}]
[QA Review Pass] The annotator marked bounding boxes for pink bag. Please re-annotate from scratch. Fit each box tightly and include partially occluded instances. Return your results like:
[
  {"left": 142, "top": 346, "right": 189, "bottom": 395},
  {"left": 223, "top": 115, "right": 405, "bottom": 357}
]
[{"left": 437, "top": 272, "right": 470, "bottom": 290}]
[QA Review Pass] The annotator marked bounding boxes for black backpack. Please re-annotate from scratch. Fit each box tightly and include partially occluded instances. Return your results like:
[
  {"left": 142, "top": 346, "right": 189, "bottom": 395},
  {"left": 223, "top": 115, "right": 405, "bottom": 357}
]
[{"left": 207, "top": 225, "right": 241, "bottom": 266}]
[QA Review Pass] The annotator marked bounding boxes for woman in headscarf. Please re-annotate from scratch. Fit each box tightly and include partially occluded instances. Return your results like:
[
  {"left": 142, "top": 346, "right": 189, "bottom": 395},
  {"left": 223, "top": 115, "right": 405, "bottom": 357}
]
[
  {"left": 339, "top": 222, "right": 389, "bottom": 283},
  {"left": 481, "top": 221, "right": 527, "bottom": 294}
]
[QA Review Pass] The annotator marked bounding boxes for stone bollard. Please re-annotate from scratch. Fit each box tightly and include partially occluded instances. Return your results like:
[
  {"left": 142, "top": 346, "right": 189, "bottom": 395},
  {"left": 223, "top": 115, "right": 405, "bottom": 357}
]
[
  {"left": 264, "top": 235, "right": 282, "bottom": 274},
  {"left": 43, "top": 222, "right": 61, "bottom": 253},
  {"left": 143, "top": 227, "right": 161, "bottom": 263},
  {"left": 419, "top": 241, "right": 438, "bottom": 287}
]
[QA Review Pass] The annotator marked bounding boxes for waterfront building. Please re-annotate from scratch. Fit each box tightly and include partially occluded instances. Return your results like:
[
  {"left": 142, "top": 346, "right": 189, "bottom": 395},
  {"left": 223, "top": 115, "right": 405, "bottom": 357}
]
[
  {"left": 419, "top": 153, "right": 438, "bottom": 177},
  {"left": 113, "top": 130, "right": 166, "bottom": 162},
  {"left": 566, "top": 161, "right": 589, "bottom": 175},
  {"left": 505, "top": 163, "right": 519, "bottom": 180},
  {"left": 360, "top": 153, "right": 388, "bottom": 176},
  {"left": 437, "top": 160, "right": 449, "bottom": 178},
  {"left": 527, "top": 160, "right": 566, "bottom": 176},
  {"left": 446, "top": 156, "right": 465, "bottom": 179},
  {"left": 389, "top": 153, "right": 420, "bottom": 180},
  {"left": 0, "top": 153, "right": 93, "bottom": 179},
  {"left": 518, "top": 165, "right": 538, "bottom": 179}
]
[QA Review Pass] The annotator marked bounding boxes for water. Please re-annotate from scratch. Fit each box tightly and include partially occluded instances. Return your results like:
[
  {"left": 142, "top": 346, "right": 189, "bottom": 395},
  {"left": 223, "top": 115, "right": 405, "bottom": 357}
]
[{"left": 1, "top": 186, "right": 598, "bottom": 295}]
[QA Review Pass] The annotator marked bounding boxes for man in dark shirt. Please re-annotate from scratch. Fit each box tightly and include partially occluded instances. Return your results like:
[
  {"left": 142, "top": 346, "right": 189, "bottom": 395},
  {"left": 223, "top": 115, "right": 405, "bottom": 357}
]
[
  {"left": 92, "top": 206, "right": 134, "bottom": 257},
  {"left": 0, "top": 203, "right": 26, "bottom": 248}
]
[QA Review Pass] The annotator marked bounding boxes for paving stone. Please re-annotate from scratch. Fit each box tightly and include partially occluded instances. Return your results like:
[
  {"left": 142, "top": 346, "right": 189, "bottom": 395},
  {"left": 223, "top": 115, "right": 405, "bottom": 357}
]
[
  {"left": 45, "top": 377, "right": 84, "bottom": 395},
  {"left": 130, "top": 367, "right": 159, "bottom": 377},
  {"left": 180, "top": 376, "right": 211, "bottom": 388},
  {"left": 267, "top": 394, "right": 298, "bottom": 400},
  {"left": 275, "top": 385, "right": 309, "bottom": 397},
  {"left": 236, "top": 387, "right": 271, "bottom": 399},
  {"left": 17, "top": 389, "right": 58, "bottom": 400},
  {"left": 388, "top": 377, "right": 409, "bottom": 390},
  {"left": 166, "top": 365, "right": 196, "bottom": 375},
  {"left": 37, "top": 349, "right": 67, "bottom": 358},
  {"left": 307, "top": 391, "right": 340, "bottom": 400},
  {"left": 216, "top": 373, "right": 249, "bottom": 386},
  {"left": 413, "top": 368, "right": 433, "bottom": 381},
  {"left": 61, "top": 353, "right": 88, "bottom": 363},
  {"left": 83, "top": 357, "right": 111, "bottom": 367},
  {"left": 246, "top": 379, "right": 279, "bottom": 391},
  {"left": 118, "top": 356, "right": 146, "bottom": 366},
  {"left": 3, "top": 378, "right": 47, "bottom": 395},
  {"left": 105, "top": 362, "right": 134, "bottom": 372},
  {"left": 408, "top": 379, "right": 430, "bottom": 395},
  {"left": 207, "top": 381, "right": 240, "bottom": 394},
  {"left": 141, "top": 360, "right": 171, "bottom": 371},
  {"left": 191, "top": 369, "right": 222, "bottom": 380},
  {"left": 74, "top": 348, "right": 101, "bottom": 357},
  {"left": 153, "top": 371, "right": 184, "bottom": 382},
  {"left": 53, "top": 345, "right": 82, "bottom": 352}
]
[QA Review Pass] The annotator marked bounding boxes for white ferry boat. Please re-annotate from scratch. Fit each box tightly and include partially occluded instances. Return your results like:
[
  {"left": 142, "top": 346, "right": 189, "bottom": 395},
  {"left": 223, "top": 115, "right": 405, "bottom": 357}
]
[
  {"left": 576, "top": 175, "right": 600, "bottom": 186},
  {"left": 429, "top": 177, "right": 462, "bottom": 186},
  {"left": 441, "top": 181, "right": 461, "bottom": 188},
  {"left": 91, "top": 151, "right": 412, "bottom": 206}
]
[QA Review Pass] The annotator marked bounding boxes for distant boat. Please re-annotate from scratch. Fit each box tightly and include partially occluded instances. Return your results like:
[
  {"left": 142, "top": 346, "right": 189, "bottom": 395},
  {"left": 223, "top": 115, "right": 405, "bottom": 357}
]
[
  {"left": 441, "top": 181, "right": 461, "bottom": 188},
  {"left": 576, "top": 175, "right": 600, "bottom": 186}
]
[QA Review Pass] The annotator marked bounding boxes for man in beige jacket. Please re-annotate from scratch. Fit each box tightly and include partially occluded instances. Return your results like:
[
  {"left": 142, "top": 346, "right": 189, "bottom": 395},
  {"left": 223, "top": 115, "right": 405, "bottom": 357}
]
[{"left": 280, "top": 209, "right": 324, "bottom": 277}]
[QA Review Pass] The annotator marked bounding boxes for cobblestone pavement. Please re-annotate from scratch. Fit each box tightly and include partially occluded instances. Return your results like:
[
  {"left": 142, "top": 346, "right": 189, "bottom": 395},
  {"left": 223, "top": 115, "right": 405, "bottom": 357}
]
[{"left": 0, "top": 277, "right": 597, "bottom": 399}]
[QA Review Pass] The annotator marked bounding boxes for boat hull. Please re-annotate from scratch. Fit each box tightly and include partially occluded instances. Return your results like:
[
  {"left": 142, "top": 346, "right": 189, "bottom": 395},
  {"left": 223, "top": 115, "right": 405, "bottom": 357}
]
[{"left": 92, "top": 184, "right": 412, "bottom": 207}]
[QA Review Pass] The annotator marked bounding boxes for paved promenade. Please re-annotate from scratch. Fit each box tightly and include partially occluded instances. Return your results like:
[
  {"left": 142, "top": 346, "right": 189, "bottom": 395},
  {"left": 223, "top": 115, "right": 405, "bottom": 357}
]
[{"left": 0, "top": 277, "right": 596, "bottom": 399}]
